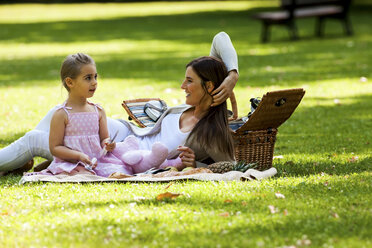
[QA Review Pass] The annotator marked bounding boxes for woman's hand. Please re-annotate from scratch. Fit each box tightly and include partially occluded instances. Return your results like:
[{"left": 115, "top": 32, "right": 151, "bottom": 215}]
[
  {"left": 177, "top": 146, "right": 196, "bottom": 168},
  {"left": 211, "top": 70, "right": 239, "bottom": 107}
]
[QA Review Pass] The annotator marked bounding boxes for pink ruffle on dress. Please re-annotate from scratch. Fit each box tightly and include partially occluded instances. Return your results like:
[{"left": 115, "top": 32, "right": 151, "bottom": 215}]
[{"left": 46, "top": 102, "right": 133, "bottom": 177}]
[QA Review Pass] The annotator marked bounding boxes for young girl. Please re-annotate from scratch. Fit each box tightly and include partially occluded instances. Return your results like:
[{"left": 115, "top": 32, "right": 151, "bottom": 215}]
[
  {"left": 46, "top": 53, "right": 175, "bottom": 177},
  {"left": 45, "top": 53, "right": 135, "bottom": 177}
]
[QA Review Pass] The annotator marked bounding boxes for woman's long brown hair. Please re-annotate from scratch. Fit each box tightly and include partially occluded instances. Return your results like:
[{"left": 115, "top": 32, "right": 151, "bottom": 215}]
[{"left": 185, "top": 56, "right": 234, "bottom": 160}]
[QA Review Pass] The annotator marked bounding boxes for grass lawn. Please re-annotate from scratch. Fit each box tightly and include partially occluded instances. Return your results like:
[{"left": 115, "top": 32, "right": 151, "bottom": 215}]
[{"left": 0, "top": 1, "right": 371, "bottom": 247}]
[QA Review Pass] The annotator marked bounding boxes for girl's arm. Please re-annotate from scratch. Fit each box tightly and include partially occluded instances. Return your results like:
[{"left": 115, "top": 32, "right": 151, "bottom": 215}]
[
  {"left": 98, "top": 108, "right": 115, "bottom": 151},
  {"left": 49, "top": 109, "right": 92, "bottom": 165}
]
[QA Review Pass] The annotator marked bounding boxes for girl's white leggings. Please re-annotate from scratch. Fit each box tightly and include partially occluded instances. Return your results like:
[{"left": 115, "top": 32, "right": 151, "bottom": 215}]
[{"left": 0, "top": 106, "right": 130, "bottom": 172}]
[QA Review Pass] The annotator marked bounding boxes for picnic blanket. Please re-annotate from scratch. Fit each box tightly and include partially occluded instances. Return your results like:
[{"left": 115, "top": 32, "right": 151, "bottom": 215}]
[{"left": 19, "top": 167, "right": 277, "bottom": 184}]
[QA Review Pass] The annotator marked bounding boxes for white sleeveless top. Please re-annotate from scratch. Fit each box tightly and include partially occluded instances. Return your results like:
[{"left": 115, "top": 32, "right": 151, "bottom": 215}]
[{"left": 137, "top": 112, "right": 189, "bottom": 152}]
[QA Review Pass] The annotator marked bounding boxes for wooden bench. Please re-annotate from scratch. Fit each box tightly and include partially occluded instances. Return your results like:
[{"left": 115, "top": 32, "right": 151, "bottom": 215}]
[{"left": 252, "top": 0, "right": 353, "bottom": 42}]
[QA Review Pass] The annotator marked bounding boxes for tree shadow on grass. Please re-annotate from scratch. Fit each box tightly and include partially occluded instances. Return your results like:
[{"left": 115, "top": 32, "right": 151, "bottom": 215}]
[
  {"left": 274, "top": 156, "right": 372, "bottom": 177},
  {"left": 0, "top": 10, "right": 257, "bottom": 44},
  {"left": 0, "top": 8, "right": 371, "bottom": 87},
  {"left": 1, "top": 5, "right": 371, "bottom": 44},
  {"left": 0, "top": 41, "right": 371, "bottom": 89}
]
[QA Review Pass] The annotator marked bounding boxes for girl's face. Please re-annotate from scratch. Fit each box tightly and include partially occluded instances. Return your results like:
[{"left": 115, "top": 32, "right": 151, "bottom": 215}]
[
  {"left": 181, "top": 66, "right": 208, "bottom": 106},
  {"left": 69, "top": 64, "right": 98, "bottom": 98}
]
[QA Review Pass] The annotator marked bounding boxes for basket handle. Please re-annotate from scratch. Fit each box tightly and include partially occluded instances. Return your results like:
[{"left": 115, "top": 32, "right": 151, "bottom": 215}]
[{"left": 228, "top": 91, "right": 238, "bottom": 121}]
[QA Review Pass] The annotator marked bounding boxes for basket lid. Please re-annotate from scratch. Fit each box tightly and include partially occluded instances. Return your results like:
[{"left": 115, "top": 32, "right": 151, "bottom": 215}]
[{"left": 234, "top": 88, "right": 305, "bottom": 133}]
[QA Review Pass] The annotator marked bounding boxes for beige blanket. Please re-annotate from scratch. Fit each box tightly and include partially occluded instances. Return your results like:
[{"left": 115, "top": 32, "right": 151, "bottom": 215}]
[{"left": 19, "top": 167, "right": 277, "bottom": 184}]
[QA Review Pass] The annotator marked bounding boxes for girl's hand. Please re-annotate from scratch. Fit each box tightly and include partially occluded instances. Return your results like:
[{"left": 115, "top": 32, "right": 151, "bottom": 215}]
[
  {"left": 78, "top": 153, "right": 92, "bottom": 166},
  {"left": 105, "top": 141, "right": 116, "bottom": 152},
  {"left": 177, "top": 146, "right": 196, "bottom": 168},
  {"left": 228, "top": 91, "right": 238, "bottom": 121}
]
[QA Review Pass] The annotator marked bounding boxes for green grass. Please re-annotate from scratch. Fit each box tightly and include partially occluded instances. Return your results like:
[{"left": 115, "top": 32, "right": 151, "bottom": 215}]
[{"left": 0, "top": 1, "right": 371, "bottom": 247}]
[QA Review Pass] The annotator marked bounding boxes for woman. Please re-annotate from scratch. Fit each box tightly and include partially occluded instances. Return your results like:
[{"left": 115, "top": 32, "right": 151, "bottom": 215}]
[
  {"left": 113, "top": 56, "right": 235, "bottom": 169},
  {"left": 0, "top": 32, "right": 239, "bottom": 173}
]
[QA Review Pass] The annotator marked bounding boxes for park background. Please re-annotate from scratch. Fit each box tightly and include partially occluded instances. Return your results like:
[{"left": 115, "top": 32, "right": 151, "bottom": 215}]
[{"left": 0, "top": 0, "right": 371, "bottom": 247}]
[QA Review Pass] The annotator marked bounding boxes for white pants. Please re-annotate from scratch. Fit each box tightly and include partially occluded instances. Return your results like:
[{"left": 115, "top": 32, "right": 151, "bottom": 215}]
[{"left": 0, "top": 106, "right": 130, "bottom": 172}]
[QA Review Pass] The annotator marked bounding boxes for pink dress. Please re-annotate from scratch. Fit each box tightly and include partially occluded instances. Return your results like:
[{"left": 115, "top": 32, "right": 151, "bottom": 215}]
[{"left": 46, "top": 102, "right": 133, "bottom": 177}]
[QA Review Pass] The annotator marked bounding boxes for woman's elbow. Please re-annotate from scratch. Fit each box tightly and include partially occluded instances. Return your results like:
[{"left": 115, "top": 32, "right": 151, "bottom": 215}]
[{"left": 214, "top": 31, "right": 229, "bottom": 39}]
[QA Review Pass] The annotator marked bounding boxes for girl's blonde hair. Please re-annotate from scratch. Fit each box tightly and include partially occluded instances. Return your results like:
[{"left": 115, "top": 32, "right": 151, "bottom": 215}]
[{"left": 60, "top": 53, "right": 95, "bottom": 91}]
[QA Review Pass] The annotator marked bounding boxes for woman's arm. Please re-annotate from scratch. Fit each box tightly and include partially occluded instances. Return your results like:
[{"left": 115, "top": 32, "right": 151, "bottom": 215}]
[
  {"left": 209, "top": 32, "right": 239, "bottom": 106},
  {"left": 177, "top": 146, "right": 196, "bottom": 168},
  {"left": 49, "top": 109, "right": 92, "bottom": 165}
]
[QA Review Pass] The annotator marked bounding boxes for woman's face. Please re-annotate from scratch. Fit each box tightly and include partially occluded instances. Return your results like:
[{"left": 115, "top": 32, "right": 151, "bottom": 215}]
[{"left": 181, "top": 66, "right": 207, "bottom": 106}]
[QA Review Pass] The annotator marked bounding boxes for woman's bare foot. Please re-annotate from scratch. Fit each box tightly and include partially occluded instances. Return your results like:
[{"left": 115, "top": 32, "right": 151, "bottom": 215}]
[{"left": 33, "top": 160, "right": 52, "bottom": 172}]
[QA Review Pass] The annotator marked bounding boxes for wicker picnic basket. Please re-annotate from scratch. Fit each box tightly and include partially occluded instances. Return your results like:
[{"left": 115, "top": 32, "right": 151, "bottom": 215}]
[
  {"left": 231, "top": 88, "right": 305, "bottom": 170},
  {"left": 122, "top": 88, "right": 305, "bottom": 171}
]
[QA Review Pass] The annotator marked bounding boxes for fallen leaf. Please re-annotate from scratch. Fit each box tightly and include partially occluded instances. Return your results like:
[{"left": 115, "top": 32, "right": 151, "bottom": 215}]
[
  {"left": 219, "top": 212, "right": 230, "bottom": 217},
  {"left": 164, "top": 182, "right": 173, "bottom": 190},
  {"left": 156, "top": 192, "right": 182, "bottom": 201},
  {"left": 114, "top": 188, "right": 118, "bottom": 192},
  {"left": 296, "top": 238, "right": 312, "bottom": 246},
  {"left": 275, "top": 192, "right": 285, "bottom": 199},
  {"left": 0, "top": 208, "right": 14, "bottom": 216},
  {"left": 133, "top": 196, "right": 147, "bottom": 201},
  {"left": 109, "top": 172, "right": 133, "bottom": 179},
  {"left": 265, "top": 66, "right": 272, "bottom": 71},
  {"left": 224, "top": 199, "right": 233, "bottom": 203},
  {"left": 332, "top": 212, "right": 339, "bottom": 218},
  {"left": 241, "top": 201, "right": 247, "bottom": 206},
  {"left": 348, "top": 156, "right": 359, "bottom": 163},
  {"left": 283, "top": 209, "right": 288, "bottom": 216},
  {"left": 360, "top": 76, "right": 368, "bottom": 82},
  {"left": 268, "top": 205, "right": 278, "bottom": 214}
]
